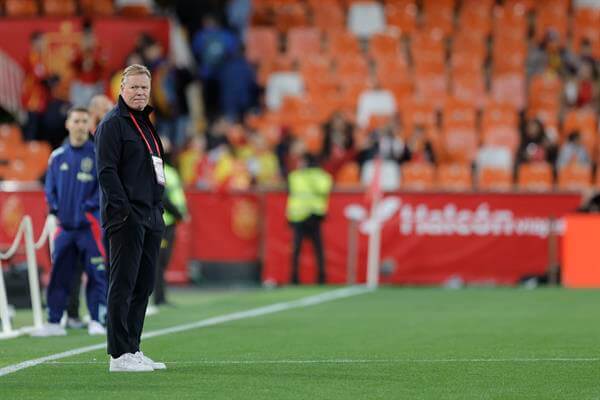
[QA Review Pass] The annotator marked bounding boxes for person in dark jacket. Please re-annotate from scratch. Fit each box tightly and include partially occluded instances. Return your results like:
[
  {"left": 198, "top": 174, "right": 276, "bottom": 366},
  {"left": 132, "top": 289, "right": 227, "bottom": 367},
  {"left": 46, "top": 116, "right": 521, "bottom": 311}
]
[
  {"left": 32, "top": 107, "right": 107, "bottom": 337},
  {"left": 95, "top": 64, "right": 166, "bottom": 373}
]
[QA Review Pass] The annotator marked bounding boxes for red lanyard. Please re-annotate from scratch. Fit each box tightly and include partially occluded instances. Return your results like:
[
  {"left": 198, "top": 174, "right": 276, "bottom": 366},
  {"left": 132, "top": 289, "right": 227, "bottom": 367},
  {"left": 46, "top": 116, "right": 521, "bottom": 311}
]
[{"left": 129, "top": 111, "right": 161, "bottom": 157}]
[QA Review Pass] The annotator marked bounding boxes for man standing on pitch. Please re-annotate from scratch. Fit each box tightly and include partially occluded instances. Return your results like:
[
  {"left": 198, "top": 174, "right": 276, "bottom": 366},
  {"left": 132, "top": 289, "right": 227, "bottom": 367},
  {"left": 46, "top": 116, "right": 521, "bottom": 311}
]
[{"left": 95, "top": 64, "right": 166, "bottom": 372}]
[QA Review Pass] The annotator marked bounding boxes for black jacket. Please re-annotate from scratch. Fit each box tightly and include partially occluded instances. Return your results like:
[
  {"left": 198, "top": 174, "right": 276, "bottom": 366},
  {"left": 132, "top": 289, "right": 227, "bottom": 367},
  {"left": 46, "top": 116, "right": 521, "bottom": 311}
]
[{"left": 95, "top": 96, "right": 165, "bottom": 235}]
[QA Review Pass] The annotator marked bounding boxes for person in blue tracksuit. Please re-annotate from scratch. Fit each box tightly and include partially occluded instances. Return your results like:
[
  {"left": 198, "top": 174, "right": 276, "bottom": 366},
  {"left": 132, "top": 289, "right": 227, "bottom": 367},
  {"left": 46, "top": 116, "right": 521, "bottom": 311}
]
[{"left": 33, "top": 107, "right": 107, "bottom": 337}]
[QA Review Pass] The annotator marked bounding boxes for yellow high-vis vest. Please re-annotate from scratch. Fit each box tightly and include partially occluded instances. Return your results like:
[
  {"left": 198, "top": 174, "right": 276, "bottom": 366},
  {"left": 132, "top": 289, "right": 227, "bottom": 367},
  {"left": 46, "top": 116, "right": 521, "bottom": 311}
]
[
  {"left": 286, "top": 167, "right": 333, "bottom": 223},
  {"left": 163, "top": 164, "right": 188, "bottom": 226}
]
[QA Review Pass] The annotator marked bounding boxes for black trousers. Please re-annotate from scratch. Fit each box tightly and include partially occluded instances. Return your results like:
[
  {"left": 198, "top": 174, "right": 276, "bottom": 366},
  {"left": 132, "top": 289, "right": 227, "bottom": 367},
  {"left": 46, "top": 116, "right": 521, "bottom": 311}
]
[
  {"left": 66, "top": 258, "right": 83, "bottom": 319},
  {"left": 106, "top": 215, "right": 162, "bottom": 358},
  {"left": 291, "top": 215, "right": 325, "bottom": 284},
  {"left": 154, "top": 224, "right": 175, "bottom": 305}
]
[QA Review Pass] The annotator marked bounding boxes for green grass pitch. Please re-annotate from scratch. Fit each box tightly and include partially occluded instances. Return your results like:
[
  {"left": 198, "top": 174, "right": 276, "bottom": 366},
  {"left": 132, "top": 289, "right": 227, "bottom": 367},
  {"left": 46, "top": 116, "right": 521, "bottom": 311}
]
[{"left": 1, "top": 286, "right": 599, "bottom": 399}]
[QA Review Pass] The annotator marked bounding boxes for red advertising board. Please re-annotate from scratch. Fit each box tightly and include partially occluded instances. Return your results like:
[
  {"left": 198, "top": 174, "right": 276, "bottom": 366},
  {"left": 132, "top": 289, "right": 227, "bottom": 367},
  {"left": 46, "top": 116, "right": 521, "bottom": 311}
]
[{"left": 262, "top": 192, "right": 582, "bottom": 285}]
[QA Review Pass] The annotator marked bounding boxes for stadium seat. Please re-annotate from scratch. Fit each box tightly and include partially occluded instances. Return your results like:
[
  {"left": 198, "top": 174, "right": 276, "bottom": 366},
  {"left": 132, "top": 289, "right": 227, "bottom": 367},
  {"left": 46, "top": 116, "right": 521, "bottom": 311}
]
[
  {"left": 436, "top": 163, "right": 472, "bottom": 191},
  {"left": 286, "top": 27, "right": 322, "bottom": 59},
  {"left": 334, "top": 56, "right": 370, "bottom": 82},
  {"left": 452, "top": 32, "right": 487, "bottom": 64},
  {"left": 5, "top": 0, "right": 38, "bottom": 16},
  {"left": 327, "top": 31, "right": 362, "bottom": 58},
  {"left": 477, "top": 167, "right": 513, "bottom": 191},
  {"left": 557, "top": 164, "right": 592, "bottom": 191},
  {"left": 493, "top": 4, "right": 527, "bottom": 42},
  {"left": 422, "top": 0, "right": 455, "bottom": 36},
  {"left": 80, "top": 0, "right": 115, "bottom": 16},
  {"left": 400, "top": 162, "right": 435, "bottom": 190},
  {"left": 274, "top": 3, "right": 309, "bottom": 33},
  {"left": 356, "top": 89, "right": 397, "bottom": 127},
  {"left": 369, "top": 31, "right": 402, "bottom": 60},
  {"left": 256, "top": 56, "right": 294, "bottom": 86},
  {"left": 312, "top": 2, "right": 346, "bottom": 32},
  {"left": 491, "top": 74, "right": 526, "bottom": 110},
  {"left": 265, "top": 72, "right": 304, "bottom": 110},
  {"left": 517, "top": 162, "right": 554, "bottom": 191},
  {"left": 528, "top": 73, "right": 562, "bottom": 111},
  {"left": 335, "top": 161, "right": 362, "bottom": 187},
  {"left": 482, "top": 102, "right": 519, "bottom": 129},
  {"left": 450, "top": 73, "right": 486, "bottom": 108},
  {"left": 572, "top": 8, "right": 600, "bottom": 53},
  {"left": 246, "top": 27, "right": 279, "bottom": 64},
  {"left": 347, "top": 2, "right": 386, "bottom": 38},
  {"left": 443, "top": 98, "right": 476, "bottom": 130},
  {"left": 0, "top": 124, "right": 23, "bottom": 146},
  {"left": 385, "top": 2, "right": 418, "bottom": 36},
  {"left": 458, "top": 0, "right": 494, "bottom": 37},
  {"left": 41, "top": 0, "right": 76, "bottom": 16},
  {"left": 400, "top": 99, "right": 436, "bottom": 132},
  {"left": 535, "top": 0, "right": 569, "bottom": 42},
  {"left": 442, "top": 127, "right": 478, "bottom": 164}
]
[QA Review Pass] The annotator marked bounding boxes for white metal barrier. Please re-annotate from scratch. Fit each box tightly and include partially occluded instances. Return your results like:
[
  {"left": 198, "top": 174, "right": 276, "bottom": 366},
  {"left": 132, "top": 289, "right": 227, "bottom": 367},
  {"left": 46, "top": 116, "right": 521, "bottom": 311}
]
[{"left": 0, "top": 215, "right": 57, "bottom": 339}]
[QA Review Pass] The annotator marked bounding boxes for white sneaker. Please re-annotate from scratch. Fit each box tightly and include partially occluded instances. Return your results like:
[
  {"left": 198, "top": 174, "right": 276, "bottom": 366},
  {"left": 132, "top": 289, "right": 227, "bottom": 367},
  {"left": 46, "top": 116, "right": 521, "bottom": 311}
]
[
  {"left": 87, "top": 320, "right": 106, "bottom": 336},
  {"left": 135, "top": 351, "right": 167, "bottom": 370},
  {"left": 30, "top": 323, "right": 67, "bottom": 337},
  {"left": 66, "top": 317, "right": 86, "bottom": 329},
  {"left": 109, "top": 353, "right": 154, "bottom": 372}
]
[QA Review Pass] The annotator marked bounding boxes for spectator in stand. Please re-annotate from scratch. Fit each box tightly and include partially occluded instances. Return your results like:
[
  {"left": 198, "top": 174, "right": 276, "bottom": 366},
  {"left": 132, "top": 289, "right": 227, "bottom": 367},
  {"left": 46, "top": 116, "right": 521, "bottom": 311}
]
[
  {"left": 226, "top": 0, "right": 252, "bottom": 39},
  {"left": 356, "top": 116, "right": 407, "bottom": 167},
  {"left": 527, "top": 29, "right": 577, "bottom": 78},
  {"left": 574, "top": 61, "right": 599, "bottom": 109},
  {"left": 177, "top": 135, "right": 213, "bottom": 188},
  {"left": 515, "top": 118, "right": 558, "bottom": 176},
  {"left": 244, "top": 133, "right": 281, "bottom": 187},
  {"left": 320, "top": 112, "right": 356, "bottom": 176},
  {"left": 402, "top": 125, "right": 436, "bottom": 164},
  {"left": 191, "top": 14, "right": 240, "bottom": 121},
  {"left": 218, "top": 46, "right": 258, "bottom": 122},
  {"left": 557, "top": 131, "right": 591, "bottom": 169},
  {"left": 21, "top": 31, "right": 54, "bottom": 141},
  {"left": 70, "top": 20, "right": 106, "bottom": 108},
  {"left": 577, "top": 38, "right": 598, "bottom": 73}
]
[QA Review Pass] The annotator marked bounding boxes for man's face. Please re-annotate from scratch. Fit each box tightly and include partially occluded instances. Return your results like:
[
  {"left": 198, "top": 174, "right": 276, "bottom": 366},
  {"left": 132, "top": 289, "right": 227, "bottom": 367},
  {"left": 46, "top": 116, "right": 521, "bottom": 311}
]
[
  {"left": 66, "top": 111, "right": 90, "bottom": 147},
  {"left": 120, "top": 73, "right": 151, "bottom": 111}
]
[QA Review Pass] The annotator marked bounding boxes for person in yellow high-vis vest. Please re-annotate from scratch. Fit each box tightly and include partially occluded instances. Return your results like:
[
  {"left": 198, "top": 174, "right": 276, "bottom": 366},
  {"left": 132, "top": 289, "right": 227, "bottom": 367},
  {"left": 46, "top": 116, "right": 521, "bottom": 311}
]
[
  {"left": 286, "top": 153, "right": 333, "bottom": 284},
  {"left": 154, "top": 150, "right": 188, "bottom": 306}
]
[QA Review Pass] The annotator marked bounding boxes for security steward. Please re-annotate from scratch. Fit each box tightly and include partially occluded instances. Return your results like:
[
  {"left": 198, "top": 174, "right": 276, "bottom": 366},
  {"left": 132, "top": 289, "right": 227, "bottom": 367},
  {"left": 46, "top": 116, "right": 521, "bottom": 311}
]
[
  {"left": 95, "top": 64, "right": 166, "bottom": 373},
  {"left": 286, "top": 153, "right": 333, "bottom": 285}
]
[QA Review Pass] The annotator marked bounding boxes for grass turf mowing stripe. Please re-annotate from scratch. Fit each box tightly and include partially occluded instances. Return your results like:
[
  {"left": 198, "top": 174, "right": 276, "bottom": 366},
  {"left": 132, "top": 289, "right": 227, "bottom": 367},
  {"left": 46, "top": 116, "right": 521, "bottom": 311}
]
[{"left": 0, "top": 286, "right": 371, "bottom": 377}]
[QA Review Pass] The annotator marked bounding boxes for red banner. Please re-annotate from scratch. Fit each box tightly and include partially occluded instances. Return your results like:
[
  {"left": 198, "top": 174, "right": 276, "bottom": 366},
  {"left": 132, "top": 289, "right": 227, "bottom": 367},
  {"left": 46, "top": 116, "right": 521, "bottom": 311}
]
[
  {"left": 262, "top": 192, "right": 582, "bottom": 285},
  {"left": 0, "top": 17, "right": 169, "bottom": 76}
]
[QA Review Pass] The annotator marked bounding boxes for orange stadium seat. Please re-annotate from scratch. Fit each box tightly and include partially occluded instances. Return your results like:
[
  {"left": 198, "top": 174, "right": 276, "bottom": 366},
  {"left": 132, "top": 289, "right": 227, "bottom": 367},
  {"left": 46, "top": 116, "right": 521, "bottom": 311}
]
[
  {"left": 491, "top": 74, "right": 526, "bottom": 110},
  {"left": 477, "top": 167, "right": 513, "bottom": 191},
  {"left": 557, "top": 164, "right": 592, "bottom": 191},
  {"left": 482, "top": 125, "right": 519, "bottom": 153},
  {"left": 246, "top": 27, "right": 279, "bottom": 64},
  {"left": 335, "top": 161, "right": 362, "bottom": 187},
  {"left": 256, "top": 56, "right": 294, "bottom": 86},
  {"left": 422, "top": 0, "right": 455, "bottom": 36},
  {"left": 517, "top": 162, "right": 554, "bottom": 191},
  {"left": 327, "top": 31, "right": 362, "bottom": 58},
  {"left": 493, "top": 4, "right": 527, "bottom": 42},
  {"left": 274, "top": 3, "right": 309, "bottom": 33},
  {"left": 299, "top": 56, "right": 333, "bottom": 82},
  {"left": 0, "top": 124, "right": 23, "bottom": 146},
  {"left": 535, "top": 0, "right": 569, "bottom": 42},
  {"left": 384, "top": 2, "right": 417, "bottom": 36},
  {"left": 80, "top": 0, "right": 114, "bottom": 16},
  {"left": 401, "top": 162, "right": 435, "bottom": 190},
  {"left": 451, "top": 72, "right": 486, "bottom": 108},
  {"left": 334, "top": 56, "right": 370, "bottom": 83},
  {"left": 482, "top": 102, "right": 519, "bottom": 129},
  {"left": 458, "top": 0, "right": 494, "bottom": 37},
  {"left": 453, "top": 31, "right": 487, "bottom": 62},
  {"left": 42, "top": 0, "right": 76, "bottom": 16},
  {"left": 442, "top": 127, "right": 478, "bottom": 164},
  {"left": 369, "top": 31, "right": 401, "bottom": 60},
  {"left": 286, "top": 27, "right": 322, "bottom": 59},
  {"left": 572, "top": 8, "right": 600, "bottom": 52},
  {"left": 312, "top": 2, "right": 346, "bottom": 32},
  {"left": 5, "top": 0, "right": 38, "bottom": 16},
  {"left": 375, "top": 57, "right": 409, "bottom": 84},
  {"left": 443, "top": 98, "right": 476, "bottom": 130},
  {"left": 436, "top": 163, "right": 472, "bottom": 191},
  {"left": 400, "top": 99, "right": 436, "bottom": 132},
  {"left": 528, "top": 73, "right": 562, "bottom": 110}
]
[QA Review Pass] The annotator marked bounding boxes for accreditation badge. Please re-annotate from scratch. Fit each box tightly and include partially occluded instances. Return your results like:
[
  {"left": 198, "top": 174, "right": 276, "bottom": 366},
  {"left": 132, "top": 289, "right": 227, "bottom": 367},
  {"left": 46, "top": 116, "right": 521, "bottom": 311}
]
[{"left": 152, "top": 155, "right": 166, "bottom": 186}]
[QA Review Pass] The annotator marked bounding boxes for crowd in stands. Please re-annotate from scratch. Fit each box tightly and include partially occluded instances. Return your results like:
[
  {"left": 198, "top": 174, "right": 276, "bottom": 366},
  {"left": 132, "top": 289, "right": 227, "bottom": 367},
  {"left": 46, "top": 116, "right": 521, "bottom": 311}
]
[{"left": 1, "top": 0, "right": 600, "bottom": 193}]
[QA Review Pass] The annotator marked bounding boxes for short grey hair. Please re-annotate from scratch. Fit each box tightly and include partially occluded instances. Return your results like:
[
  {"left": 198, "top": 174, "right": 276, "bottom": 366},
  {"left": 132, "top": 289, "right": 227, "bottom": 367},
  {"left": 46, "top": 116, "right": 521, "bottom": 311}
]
[{"left": 121, "top": 64, "right": 151, "bottom": 86}]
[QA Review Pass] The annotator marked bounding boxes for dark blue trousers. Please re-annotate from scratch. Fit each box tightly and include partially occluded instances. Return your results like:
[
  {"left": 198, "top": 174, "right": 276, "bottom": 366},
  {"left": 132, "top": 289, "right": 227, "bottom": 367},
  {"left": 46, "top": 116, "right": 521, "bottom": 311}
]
[{"left": 47, "top": 227, "right": 107, "bottom": 324}]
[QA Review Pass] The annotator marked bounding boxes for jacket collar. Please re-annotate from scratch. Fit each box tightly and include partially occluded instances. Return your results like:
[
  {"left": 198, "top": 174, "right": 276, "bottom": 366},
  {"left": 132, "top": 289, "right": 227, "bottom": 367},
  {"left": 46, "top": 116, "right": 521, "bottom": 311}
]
[{"left": 117, "top": 95, "right": 154, "bottom": 118}]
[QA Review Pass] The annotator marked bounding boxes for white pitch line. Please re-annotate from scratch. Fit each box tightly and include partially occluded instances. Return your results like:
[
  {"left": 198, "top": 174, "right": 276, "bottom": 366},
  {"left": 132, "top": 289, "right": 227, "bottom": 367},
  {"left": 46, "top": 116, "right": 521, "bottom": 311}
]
[
  {"left": 41, "top": 358, "right": 600, "bottom": 366},
  {"left": 0, "top": 286, "right": 371, "bottom": 378}
]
